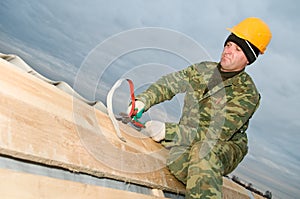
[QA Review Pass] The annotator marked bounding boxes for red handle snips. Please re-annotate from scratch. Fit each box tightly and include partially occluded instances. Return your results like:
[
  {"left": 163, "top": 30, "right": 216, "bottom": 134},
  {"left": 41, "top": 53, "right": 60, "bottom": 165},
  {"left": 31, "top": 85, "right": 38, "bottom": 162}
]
[{"left": 126, "top": 79, "right": 145, "bottom": 128}]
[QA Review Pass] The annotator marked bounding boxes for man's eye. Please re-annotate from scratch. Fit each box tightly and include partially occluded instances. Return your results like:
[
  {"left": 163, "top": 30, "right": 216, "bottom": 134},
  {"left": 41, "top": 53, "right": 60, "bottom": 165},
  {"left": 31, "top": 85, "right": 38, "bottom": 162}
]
[{"left": 236, "top": 47, "right": 242, "bottom": 51}]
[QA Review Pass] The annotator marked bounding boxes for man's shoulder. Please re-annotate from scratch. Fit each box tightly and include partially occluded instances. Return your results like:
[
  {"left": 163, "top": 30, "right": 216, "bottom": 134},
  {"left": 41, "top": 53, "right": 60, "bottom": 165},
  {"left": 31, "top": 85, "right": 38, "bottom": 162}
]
[
  {"left": 234, "top": 71, "right": 260, "bottom": 95},
  {"left": 192, "top": 61, "right": 218, "bottom": 72},
  {"left": 238, "top": 71, "right": 256, "bottom": 86}
]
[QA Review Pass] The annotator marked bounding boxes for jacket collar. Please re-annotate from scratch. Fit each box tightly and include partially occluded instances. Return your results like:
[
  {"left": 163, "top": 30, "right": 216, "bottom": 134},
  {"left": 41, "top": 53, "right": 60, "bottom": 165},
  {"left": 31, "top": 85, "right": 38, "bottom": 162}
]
[{"left": 201, "top": 70, "right": 247, "bottom": 99}]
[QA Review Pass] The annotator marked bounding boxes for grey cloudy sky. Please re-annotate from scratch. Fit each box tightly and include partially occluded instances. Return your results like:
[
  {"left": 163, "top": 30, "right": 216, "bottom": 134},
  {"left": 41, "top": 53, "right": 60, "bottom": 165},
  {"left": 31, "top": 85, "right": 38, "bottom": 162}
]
[{"left": 1, "top": 0, "right": 299, "bottom": 198}]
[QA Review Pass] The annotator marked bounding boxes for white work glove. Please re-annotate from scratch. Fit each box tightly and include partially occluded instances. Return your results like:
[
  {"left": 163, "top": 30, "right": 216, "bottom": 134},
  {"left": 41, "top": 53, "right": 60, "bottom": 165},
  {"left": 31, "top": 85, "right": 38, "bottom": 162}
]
[
  {"left": 127, "top": 100, "right": 145, "bottom": 117},
  {"left": 144, "top": 120, "right": 165, "bottom": 142}
]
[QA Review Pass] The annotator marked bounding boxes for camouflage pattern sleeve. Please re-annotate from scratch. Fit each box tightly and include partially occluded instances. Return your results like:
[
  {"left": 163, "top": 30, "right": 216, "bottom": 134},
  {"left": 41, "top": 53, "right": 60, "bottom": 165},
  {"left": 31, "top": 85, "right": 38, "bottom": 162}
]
[{"left": 135, "top": 64, "right": 197, "bottom": 111}]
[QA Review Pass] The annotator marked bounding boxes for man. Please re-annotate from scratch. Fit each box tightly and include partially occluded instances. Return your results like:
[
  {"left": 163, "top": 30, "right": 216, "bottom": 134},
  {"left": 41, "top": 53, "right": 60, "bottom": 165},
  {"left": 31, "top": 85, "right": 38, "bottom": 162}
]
[{"left": 130, "top": 17, "right": 272, "bottom": 199}]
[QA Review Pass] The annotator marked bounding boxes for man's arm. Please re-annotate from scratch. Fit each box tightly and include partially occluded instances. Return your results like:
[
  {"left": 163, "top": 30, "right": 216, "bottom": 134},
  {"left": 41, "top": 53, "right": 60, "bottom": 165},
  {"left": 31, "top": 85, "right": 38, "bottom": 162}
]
[{"left": 135, "top": 65, "right": 196, "bottom": 110}]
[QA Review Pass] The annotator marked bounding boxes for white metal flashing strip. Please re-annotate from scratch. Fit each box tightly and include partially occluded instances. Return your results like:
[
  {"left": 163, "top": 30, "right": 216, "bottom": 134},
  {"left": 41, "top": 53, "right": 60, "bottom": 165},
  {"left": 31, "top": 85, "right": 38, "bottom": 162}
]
[{"left": 107, "top": 78, "right": 127, "bottom": 142}]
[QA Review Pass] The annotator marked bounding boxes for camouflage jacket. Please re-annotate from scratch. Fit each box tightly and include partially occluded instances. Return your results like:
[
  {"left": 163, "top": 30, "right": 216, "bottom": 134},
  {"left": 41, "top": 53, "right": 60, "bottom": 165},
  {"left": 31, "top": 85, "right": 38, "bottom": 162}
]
[{"left": 136, "top": 61, "right": 260, "bottom": 154}]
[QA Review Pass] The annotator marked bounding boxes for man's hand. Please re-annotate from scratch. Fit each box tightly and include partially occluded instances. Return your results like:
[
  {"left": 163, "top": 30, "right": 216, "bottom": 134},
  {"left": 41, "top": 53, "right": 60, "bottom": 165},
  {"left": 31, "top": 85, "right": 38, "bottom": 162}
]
[
  {"left": 127, "top": 100, "right": 145, "bottom": 119},
  {"left": 144, "top": 120, "right": 165, "bottom": 142}
]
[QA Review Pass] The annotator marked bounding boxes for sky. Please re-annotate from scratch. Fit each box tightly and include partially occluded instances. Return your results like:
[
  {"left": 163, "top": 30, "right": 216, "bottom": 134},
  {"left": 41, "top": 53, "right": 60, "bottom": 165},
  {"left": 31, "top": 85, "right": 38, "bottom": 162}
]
[{"left": 0, "top": 0, "right": 299, "bottom": 198}]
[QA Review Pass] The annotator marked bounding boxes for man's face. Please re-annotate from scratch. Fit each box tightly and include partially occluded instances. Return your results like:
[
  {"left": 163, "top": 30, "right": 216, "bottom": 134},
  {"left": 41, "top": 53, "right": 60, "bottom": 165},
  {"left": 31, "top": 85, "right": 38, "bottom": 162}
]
[{"left": 220, "top": 41, "right": 248, "bottom": 72}]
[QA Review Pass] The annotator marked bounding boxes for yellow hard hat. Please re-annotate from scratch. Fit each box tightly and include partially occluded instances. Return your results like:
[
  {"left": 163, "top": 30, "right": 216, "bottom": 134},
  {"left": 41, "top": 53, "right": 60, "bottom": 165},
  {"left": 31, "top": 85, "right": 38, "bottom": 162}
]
[{"left": 227, "top": 17, "right": 272, "bottom": 54}]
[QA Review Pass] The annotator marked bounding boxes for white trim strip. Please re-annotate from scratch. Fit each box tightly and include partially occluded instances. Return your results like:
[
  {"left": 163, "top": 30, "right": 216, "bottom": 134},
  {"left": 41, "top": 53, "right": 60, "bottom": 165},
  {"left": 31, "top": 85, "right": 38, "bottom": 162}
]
[
  {"left": 245, "top": 40, "right": 258, "bottom": 60},
  {"left": 107, "top": 78, "right": 127, "bottom": 142}
]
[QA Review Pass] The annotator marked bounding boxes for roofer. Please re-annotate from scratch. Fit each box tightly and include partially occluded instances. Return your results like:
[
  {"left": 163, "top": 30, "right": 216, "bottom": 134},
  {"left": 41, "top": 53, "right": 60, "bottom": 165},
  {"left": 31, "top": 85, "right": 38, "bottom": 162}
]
[{"left": 129, "top": 17, "right": 272, "bottom": 199}]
